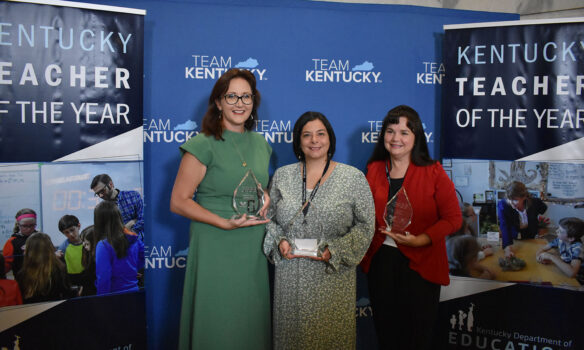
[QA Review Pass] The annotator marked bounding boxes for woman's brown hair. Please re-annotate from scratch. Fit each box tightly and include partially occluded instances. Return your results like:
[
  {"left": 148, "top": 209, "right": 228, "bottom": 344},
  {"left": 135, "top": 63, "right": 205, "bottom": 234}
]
[
  {"left": 201, "top": 68, "right": 261, "bottom": 140},
  {"left": 17, "top": 232, "right": 67, "bottom": 299}
]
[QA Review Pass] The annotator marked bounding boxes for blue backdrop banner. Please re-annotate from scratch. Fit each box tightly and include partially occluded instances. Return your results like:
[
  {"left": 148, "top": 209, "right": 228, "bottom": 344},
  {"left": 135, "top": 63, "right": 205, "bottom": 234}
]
[{"left": 109, "top": 1, "right": 514, "bottom": 348}]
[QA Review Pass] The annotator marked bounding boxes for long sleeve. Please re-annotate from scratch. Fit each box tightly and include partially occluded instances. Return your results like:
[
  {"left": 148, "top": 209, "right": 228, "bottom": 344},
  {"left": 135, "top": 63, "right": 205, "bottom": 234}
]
[
  {"left": 137, "top": 239, "right": 145, "bottom": 270},
  {"left": 117, "top": 191, "right": 145, "bottom": 238},
  {"left": 362, "top": 161, "right": 462, "bottom": 285},
  {"left": 422, "top": 164, "right": 462, "bottom": 244},
  {"left": 497, "top": 199, "right": 516, "bottom": 249},
  {"left": 3, "top": 239, "right": 14, "bottom": 273},
  {"left": 95, "top": 241, "right": 113, "bottom": 294},
  {"left": 263, "top": 169, "right": 287, "bottom": 264},
  {"left": 323, "top": 169, "right": 375, "bottom": 272},
  {"left": 132, "top": 193, "right": 145, "bottom": 237}
]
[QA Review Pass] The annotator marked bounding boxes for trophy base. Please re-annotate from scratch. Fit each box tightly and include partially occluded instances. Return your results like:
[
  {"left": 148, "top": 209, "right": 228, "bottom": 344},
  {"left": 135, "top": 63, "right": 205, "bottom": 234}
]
[
  {"left": 292, "top": 249, "right": 318, "bottom": 257},
  {"left": 231, "top": 214, "right": 266, "bottom": 221},
  {"left": 293, "top": 239, "right": 318, "bottom": 257},
  {"left": 382, "top": 226, "right": 410, "bottom": 235}
]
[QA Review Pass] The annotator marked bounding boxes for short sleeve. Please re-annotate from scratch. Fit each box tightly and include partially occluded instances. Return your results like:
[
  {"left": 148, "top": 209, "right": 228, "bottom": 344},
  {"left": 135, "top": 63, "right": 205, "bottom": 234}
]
[
  {"left": 549, "top": 238, "right": 559, "bottom": 248},
  {"left": 179, "top": 134, "right": 214, "bottom": 166},
  {"left": 261, "top": 135, "right": 273, "bottom": 158},
  {"left": 58, "top": 239, "right": 69, "bottom": 252}
]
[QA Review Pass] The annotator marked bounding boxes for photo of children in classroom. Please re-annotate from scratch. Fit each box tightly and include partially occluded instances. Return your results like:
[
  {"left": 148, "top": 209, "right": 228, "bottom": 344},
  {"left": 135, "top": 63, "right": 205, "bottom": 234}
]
[
  {"left": 443, "top": 159, "right": 584, "bottom": 291},
  {"left": 0, "top": 161, "right": 145, "bottom": 308}
]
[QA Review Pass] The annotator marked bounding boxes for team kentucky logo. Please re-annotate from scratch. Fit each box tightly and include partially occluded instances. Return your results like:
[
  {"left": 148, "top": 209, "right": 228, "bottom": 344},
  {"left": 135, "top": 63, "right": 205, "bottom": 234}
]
[
  {"left": 185, "top": 55, "right": 267, "bottom": 80},
  {"left": 143, "top": 118, "right": 198, "bottom": 143},
  {"left": 305, "top": 58, "right": 382, "bottom": 83}
]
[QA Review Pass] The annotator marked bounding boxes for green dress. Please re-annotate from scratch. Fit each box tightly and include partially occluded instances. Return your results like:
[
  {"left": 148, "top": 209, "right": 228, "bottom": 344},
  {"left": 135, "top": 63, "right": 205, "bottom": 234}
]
[{"left": 178, "top": 130, "right": 272, "bottom": 350}]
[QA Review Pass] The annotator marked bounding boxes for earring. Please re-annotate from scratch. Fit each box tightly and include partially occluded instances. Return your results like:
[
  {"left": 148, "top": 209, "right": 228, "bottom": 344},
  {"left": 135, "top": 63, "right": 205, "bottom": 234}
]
[
  {"left": 249, "top": 114, "right": 254, "bottom": 120},
  {"left": 218, "top": 111, "right": 222, "bottom": 119}
]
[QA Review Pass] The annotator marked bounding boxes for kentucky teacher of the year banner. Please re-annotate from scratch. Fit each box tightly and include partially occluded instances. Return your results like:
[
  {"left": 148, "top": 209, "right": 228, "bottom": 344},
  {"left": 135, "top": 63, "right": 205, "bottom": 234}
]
[
  {"left": 0, "top": 0, "right": 144, "bottom": 162},
  {"left": 442, "top": 19, "right": 584, "bottom": 161},
  {"left": 439, "top": 18, "right": 584, "bottom": 350}
]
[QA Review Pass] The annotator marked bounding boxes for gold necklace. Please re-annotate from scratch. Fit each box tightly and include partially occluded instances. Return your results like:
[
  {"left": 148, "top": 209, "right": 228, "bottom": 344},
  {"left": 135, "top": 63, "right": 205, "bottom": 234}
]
[{"left": 229, "top": 132, "right": 248, "bottom": 167}]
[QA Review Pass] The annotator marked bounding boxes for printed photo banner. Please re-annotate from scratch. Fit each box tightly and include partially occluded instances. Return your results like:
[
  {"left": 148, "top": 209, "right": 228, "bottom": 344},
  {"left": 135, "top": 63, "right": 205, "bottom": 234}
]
[
  {"left": 0, "top": 0, "right": 144, "bottom": 162},
  {"left": 439, "top": 18, "right": 584, "bottom": 350},
  {"left": 442, "top": 19, "right": 584, "bottom": 161},
  {"left": 0, "top": 1, "right": 146, "bottom": 348}
]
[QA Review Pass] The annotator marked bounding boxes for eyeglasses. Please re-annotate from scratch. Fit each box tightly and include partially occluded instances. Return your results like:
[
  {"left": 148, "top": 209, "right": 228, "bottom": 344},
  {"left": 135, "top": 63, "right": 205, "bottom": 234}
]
[
  {"left": 94, "top": 186, "right": 109, "bottom": 197},
  {"left": 19, "top": 223, "right": 36, "bottom": 229},
  {"left": 223, "top": 93, "right": 254, "bottom": 105}
]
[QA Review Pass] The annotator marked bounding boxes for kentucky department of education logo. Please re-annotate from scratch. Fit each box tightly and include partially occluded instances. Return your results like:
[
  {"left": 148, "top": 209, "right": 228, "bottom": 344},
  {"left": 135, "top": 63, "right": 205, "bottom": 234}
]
[
  {"left": 185, "top": 54, "right": 267, "bottom": 80},
  {"left": 143, "top": 118, "right": 198, "bottom": 143},
  {"left": 447, "top": 302, "right": 574, "bottom": 349},
  {"left": 306, "top": 58, "right": 382, "bottom": 83}
]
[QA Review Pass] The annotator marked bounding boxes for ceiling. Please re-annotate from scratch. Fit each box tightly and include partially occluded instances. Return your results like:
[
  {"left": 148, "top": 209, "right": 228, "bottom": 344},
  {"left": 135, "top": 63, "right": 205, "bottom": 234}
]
[{"left": 314, "top": 0, "right": 584, "bottom": 19}]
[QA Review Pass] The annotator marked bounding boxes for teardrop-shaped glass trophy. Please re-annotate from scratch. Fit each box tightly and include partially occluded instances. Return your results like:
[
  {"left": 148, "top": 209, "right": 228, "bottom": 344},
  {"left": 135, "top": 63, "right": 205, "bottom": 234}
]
[
  {"left": 232, "top": 169, "right": 265, "bottom": 220},
  {"left": 383, "top": 187, "right": 413, "bottom": 235}
]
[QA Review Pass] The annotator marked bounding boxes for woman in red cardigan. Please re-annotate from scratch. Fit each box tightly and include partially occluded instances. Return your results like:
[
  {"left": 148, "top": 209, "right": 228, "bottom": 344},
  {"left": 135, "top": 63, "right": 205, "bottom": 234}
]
[{"left": 360, "top": 105, "right": 461, "bottom": 350}]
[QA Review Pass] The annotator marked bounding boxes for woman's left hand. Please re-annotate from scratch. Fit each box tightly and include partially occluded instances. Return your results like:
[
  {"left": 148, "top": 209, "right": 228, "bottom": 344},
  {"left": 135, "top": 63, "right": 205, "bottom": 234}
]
[
  {"left": 318, "top": 247, "right": 331, "bottom": 262},
  {"left": 383, "top": 230, "right": 431, "bottom": 247}
]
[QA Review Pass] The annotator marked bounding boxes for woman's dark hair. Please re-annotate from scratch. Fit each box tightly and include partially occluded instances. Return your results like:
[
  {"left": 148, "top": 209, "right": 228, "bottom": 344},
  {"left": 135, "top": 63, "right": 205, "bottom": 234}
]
[
  {"left": 367, "top": 105, "right": 434, "bottom": 166},
  {"left": 292, "top": 111, "right": 336, "bottom": 161},
  {"left": 94, "top": 201, "right": 128, "bottom": 259},
  {"left": 201, "top": 68, "right": 261, "bottom": 140}
]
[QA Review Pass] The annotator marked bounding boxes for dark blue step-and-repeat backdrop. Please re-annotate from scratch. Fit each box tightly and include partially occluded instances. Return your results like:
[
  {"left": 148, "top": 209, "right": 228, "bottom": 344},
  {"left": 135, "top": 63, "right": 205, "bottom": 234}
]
[
  {"left": 114, "top": 1, "right": 513, "bottom": 349},
  {"left": 12, "top": 1, "right": 584, "bottom": 350}
]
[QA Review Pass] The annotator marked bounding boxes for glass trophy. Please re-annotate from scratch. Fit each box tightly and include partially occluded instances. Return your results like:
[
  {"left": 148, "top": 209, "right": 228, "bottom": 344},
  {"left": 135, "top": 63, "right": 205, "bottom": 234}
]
[
  {"left": 232, "top": 169, "right": 265, "bottom": 220},
  {"left": 293, "top": 203, "right": 322, "bottom": 257},
  {"left": 383, "top": 187, "right": 413, "bottom": 234}
]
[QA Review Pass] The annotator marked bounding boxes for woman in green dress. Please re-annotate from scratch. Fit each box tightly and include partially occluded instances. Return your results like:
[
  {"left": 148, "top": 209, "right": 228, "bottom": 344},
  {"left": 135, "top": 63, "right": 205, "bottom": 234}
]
[{"left": 171, "top": 69, "right": 272, "bottom": 350}]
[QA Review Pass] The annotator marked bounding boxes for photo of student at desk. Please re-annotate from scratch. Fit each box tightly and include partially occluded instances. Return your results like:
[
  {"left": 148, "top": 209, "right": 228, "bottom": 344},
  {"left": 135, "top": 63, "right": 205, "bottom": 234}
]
[
  {"left": 444, "top": 160, "right": 584, "bottom": 291},
  {"left": 476, "top": 237, "right": 581, "bottom": 288},
  {"left": 448, "top": 181, "right": 583, "bottom": 290}
]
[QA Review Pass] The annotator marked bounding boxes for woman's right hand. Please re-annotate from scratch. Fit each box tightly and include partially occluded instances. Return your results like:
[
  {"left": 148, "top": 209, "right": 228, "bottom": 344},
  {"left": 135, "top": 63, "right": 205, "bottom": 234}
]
[
  {"left": 225, "top": 215, "right": 270, "bottom": 230},
  {"left": 504, "top": 245, "right": 515, "bottom": 258},
  {"left": 279, "top": 239, "right": 293, "bottom": 259}
]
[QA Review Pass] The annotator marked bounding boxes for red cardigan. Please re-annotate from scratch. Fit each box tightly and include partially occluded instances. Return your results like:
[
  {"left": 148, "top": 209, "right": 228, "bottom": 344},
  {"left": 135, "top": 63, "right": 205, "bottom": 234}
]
[{"left": 360, "top": 160, "right": 462, "bottom": 285}]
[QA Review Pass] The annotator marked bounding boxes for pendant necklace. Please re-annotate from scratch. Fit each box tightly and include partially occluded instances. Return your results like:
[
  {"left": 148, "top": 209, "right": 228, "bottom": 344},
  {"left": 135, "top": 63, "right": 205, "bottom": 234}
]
[{"left": 229, "top": 132, "right": 248, "bottom": 167}]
